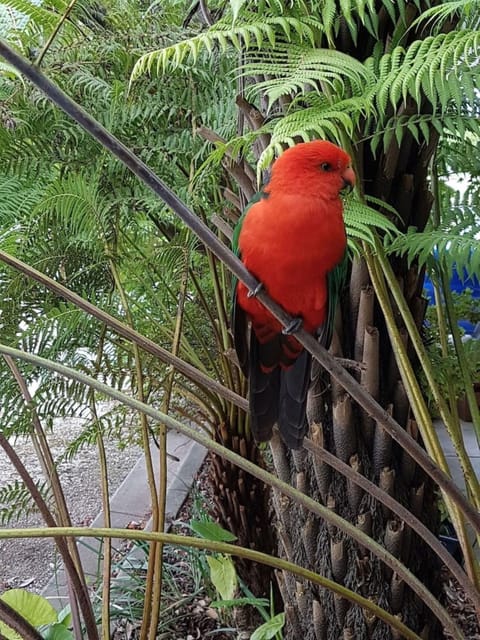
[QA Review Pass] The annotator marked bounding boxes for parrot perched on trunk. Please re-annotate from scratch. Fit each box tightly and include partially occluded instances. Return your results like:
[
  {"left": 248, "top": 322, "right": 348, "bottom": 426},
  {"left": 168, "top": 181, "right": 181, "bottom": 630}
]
[{"left": 232, "top": 140, "right": 355, "bottom": 449}]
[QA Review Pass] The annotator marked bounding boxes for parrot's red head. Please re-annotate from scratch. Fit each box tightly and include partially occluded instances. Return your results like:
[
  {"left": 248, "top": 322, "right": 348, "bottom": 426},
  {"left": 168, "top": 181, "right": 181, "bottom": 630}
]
[{"left": 268, "top": 140, "right": 355, "bottom": 200}]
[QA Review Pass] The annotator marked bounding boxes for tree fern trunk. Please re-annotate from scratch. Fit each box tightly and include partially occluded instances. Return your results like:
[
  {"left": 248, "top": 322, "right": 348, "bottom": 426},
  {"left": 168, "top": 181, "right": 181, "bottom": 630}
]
[{"left": 270, "top": 261, "right": 441, "bottom": 638}]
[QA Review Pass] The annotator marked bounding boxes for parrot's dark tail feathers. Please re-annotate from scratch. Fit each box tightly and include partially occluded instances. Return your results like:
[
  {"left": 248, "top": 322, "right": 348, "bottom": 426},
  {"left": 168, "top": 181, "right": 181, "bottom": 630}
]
[
  {"left": 248, "top": 334, "right": 280, "bottom": 443},
  {"left": 278, "top": 349, "right": 311, "bottom": 449}
]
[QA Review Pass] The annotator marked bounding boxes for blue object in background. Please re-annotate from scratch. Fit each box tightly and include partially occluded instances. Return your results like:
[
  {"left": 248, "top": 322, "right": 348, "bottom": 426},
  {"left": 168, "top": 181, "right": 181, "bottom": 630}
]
[{"left": 423, "top": 266, "right": 480, "bottom": 336}]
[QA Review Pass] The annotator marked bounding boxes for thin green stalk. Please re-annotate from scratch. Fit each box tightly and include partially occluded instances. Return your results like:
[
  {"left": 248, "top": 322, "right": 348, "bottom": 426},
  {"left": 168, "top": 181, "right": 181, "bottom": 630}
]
[
  {"left": 206, "top": 248, "right": 230, "bottom": 349},
  {"left": 440, "top": 263, "right": 480, "bottom": 443},
  {"left": 0, "top": 526, "right": 463, "bottom": 640},
  {"left": 35, "top": 0, "right": 78, "bottom": 67},
  {"left": 107, "top": 257, "right": 158, "bottom": 640},
  {"left": 430, "top": 161, "right": 480, "bottom": 445},
  {"left": 88, "top": 326, "right": 111, "bottom": 640},
  {"left": 0, "top": 343, "right": 473, "bottom": 638},
  {"left": 431, "top": 272, "right": 461, "bottom": 421},
  {"left": 205, "top": 247, "right": 235, "bottom": 399},
  {"left": 147, "top": 246, "right": 189, "bottom": 640},
  {"left": 375, "top": 243, "right": 480, "bottom": 509},
  {"left": 95, "top": 415, "right": 111, "bottom": 640}
]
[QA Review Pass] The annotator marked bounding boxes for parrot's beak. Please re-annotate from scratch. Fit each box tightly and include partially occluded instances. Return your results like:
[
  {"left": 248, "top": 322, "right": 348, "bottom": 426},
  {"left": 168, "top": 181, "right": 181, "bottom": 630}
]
[{"left": 341, "top": 166, "right": 356, "bottom": 191}]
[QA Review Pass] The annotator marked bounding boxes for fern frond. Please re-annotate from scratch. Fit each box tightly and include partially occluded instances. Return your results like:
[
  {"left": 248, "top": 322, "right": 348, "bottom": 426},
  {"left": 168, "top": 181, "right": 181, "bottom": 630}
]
[
  {"left": 386, "top": 225, "right": 480, "bottom": 279},
  {"left": 0, "top": 0, "right": 63, "bottom": 31},
  {"left": 130, "top": 14, "right": 320, "bottom": 79},
  {"left": 412, "top": 1, "right": 480, "bottom": 30},
  {"left": 370, "top": 30, "right": 480, "bottom": 117},
  {"left": 369, "top": 112, "right": 480, "bottom": 156},
  {"left": 241, "top": 45, "right": 374, "bottom": 105},
  {"left": 0, "top": 479, "right": 50, "bottom": 525},
  {"left": 256, "top": 94, "right": 369, "bottom": 170},
  {"left": 345, "top": 196, "right": 400, "bottom": 255}
]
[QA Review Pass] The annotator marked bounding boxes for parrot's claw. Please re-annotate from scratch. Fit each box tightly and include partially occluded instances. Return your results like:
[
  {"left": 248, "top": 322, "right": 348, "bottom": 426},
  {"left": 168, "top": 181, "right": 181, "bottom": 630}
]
[
  {"left": 282, "top": 317, "right": 303, "bottom": 335},
  {"left": 247, "top": 282, "right": 264, "bottom": 298}
]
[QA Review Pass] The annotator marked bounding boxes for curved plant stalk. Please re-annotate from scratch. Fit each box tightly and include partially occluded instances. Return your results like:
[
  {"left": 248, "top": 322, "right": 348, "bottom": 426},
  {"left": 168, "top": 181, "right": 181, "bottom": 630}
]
[
  {"left": 366, "top": 246, "right": 480, "bottom": 588},
  {"left": 88, "top": 326, "right": 111, "bottom": 640},
  {"left": 439, "top": 265, "right": 480, "bottom": 441},
  {"left": 3, "top": 355, "right": 88, "bottom": 638},
  {"left": 146, "top": 245, "right": 190, "bottom": 640},
  {"left": 373, "top": 244, "right": 480, "bottom": 506},
  {"left": 431, "top": 272, "right": 462, "bottom": 422},
  {"left": 0, "top": 433, "right": 99, "bottom": 639},
  {"left": 107, "top": 257, "right": 159, "bottom": 637},
  {"left": 94, "top": 410, "right": 111, "bottom": 640},
  {"left": 430, "top": 163, "right": 480, "bottom": 445},
  {"left": 0, "top": 526, "right": 463, "bottom": 640},
  {"left": 35, "top": 0, "right": 78, "bottom": 67},
  {"left": 0, "top": 344, "right": 473, "bottom": 637}
]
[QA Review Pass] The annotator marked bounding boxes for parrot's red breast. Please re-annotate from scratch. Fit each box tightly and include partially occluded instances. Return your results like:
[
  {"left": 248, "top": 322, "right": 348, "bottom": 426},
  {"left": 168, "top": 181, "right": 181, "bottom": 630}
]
[{"left": 237, "top": 140, "right": 354, "bottom": 342}]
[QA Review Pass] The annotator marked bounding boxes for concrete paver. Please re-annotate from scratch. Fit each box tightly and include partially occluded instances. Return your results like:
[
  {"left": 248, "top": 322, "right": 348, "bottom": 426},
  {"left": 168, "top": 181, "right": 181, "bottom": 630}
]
[{"left": 434, "top": 419, "right": 480, "bottom": 491}]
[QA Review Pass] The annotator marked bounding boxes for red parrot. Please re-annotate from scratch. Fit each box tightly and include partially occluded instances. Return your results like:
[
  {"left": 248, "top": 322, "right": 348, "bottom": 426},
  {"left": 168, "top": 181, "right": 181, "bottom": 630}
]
[{"left": 232, "top": 140, "right": 355, "bottom": 449}]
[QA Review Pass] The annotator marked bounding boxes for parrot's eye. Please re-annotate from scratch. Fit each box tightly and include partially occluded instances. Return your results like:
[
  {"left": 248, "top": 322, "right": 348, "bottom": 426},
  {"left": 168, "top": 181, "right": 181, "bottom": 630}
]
[{"left": 320, "top": 162, "right": 332, "bottom": 171}]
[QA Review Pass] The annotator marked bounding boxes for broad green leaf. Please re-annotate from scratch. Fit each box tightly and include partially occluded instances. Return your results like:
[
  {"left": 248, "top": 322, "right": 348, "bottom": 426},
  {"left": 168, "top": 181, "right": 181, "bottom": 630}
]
[
  {"left": 190, "top": 519, "right": 237, "bottom": 542},
  {"left": 251, "top": 612, "right": 286, "bottom": 640},
  {"left": 57, "top": 605, "right": 72, "bottom": 627},
  {"left": 1, "top": 590, "right": 57, "bottom": 627},
  {"left": 206, "top": 555, "right": 237, "bottom": 601},
  {"left": 43, "top": 623, "right": 74, "bottom": 640}
]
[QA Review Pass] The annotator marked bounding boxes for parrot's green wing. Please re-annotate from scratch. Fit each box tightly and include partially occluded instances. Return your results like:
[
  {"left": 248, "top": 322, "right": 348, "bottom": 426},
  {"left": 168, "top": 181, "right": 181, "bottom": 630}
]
[
  {"left": 318, "top": 250, "right": 349, "bottom": 347},
  {"left": 309, "top": 250, "right": 349, "bottom": 415}
]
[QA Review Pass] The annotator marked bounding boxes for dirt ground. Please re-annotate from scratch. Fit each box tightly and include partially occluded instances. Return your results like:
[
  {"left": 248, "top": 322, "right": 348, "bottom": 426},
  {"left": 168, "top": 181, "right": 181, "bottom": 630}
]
[{"left": 0, "top": 403, "right": 142, "bottom": 594}]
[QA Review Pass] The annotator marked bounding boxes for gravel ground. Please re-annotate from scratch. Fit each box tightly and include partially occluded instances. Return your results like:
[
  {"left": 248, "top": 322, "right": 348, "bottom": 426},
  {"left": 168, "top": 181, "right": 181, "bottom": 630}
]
[{"left": 0, "top": 403, "right": 142, "bottom": 594}]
